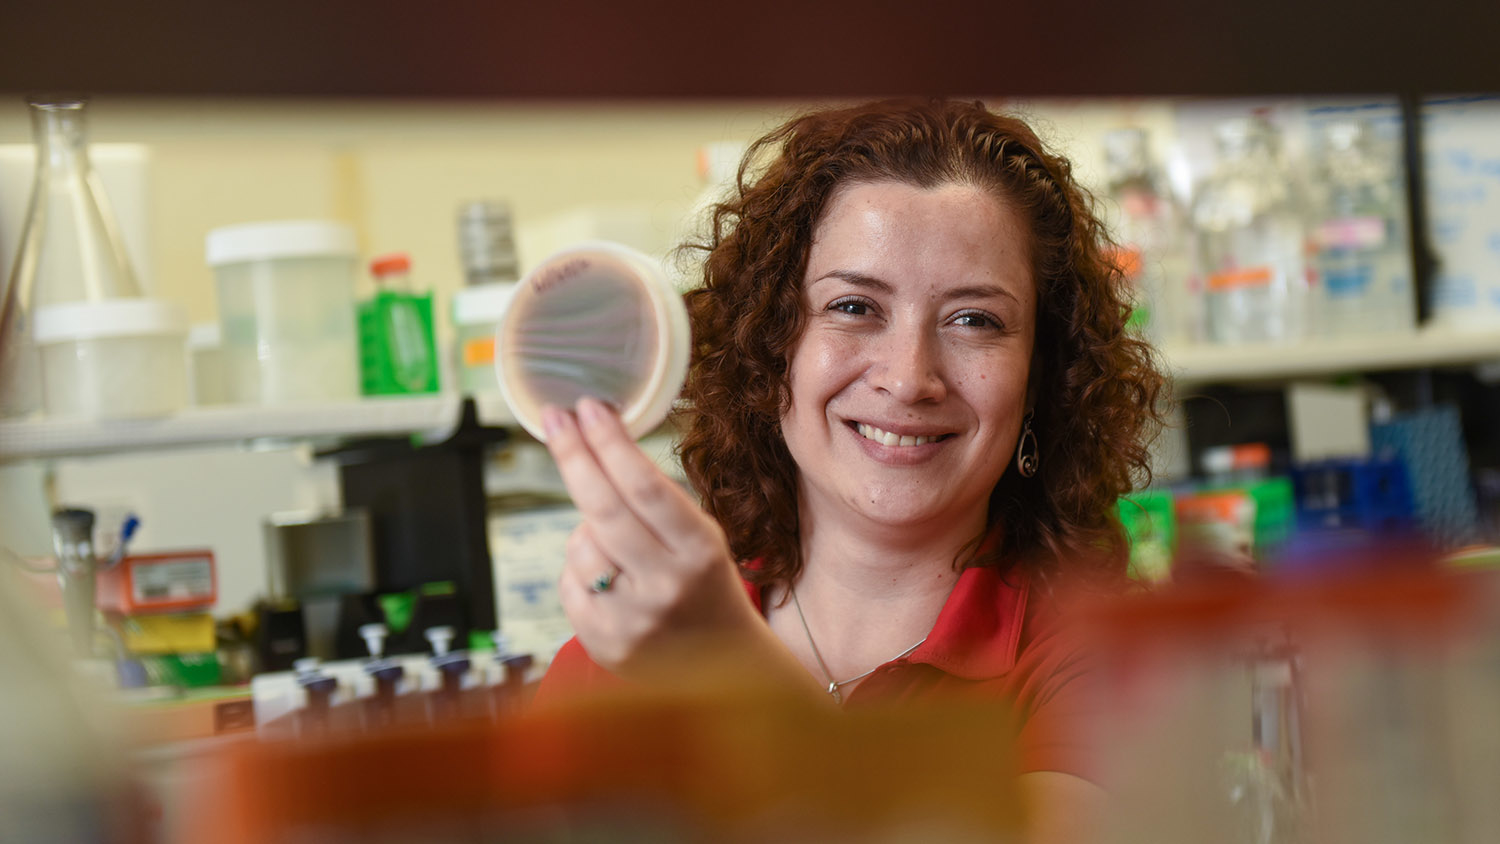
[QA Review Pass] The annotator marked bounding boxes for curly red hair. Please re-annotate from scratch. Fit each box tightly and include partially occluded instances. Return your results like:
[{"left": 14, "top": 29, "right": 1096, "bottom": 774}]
[{"left": 676, "top": 99, "right": 1164, "bottom": 587}]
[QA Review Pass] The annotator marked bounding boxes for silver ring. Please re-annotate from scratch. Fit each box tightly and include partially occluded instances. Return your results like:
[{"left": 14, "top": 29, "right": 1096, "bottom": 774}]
[{"left": 591, "top": 568, "right": 619, "bottom": 594}]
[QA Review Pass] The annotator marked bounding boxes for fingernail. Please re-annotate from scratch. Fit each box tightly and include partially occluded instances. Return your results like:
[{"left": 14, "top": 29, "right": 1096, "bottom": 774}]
[{"left": 541, "top": 405, "right": 566, "bottom": 437}]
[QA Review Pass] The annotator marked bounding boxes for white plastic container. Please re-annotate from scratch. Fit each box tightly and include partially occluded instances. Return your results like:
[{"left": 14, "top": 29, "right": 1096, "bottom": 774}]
[
  {"left": 187, "top": 321, "right": 227, "bottom": 406},
  {"left": 205, "top": 220, "right": 360, "bottom": 405},
  {"left": 33, "top": 298, "right": 188, "bottom": 419},
  {"left": 495, "top": 241, "right": 690, "bottom": 442},
  {"left": 451, "top": 282, "right": 515, "bottom": 395}
]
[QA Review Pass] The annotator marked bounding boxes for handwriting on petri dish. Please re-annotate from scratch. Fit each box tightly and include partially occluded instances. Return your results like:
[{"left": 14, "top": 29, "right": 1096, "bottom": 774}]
[{"left": 531, "top": 258, "right": 591, "bottom": 295}]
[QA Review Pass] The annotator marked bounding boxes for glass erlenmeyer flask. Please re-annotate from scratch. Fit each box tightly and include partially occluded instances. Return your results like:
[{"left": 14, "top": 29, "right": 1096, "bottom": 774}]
[
  {"left": 1, "top": 96, "right": 143, "bottom": 415},
  {"left": 8, "top": 95, "right": 143, "bottom": 309}
]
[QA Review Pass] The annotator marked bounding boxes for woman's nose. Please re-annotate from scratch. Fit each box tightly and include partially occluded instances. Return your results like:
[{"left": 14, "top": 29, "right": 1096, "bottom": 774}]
[{"left": 869, "top": 327, "right": 947, "bottom": 404}]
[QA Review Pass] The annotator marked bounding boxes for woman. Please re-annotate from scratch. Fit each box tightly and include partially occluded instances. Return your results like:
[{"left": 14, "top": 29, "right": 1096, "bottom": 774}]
[{"left": 534, "top": 99, "right": 1163, "bottom": 838}]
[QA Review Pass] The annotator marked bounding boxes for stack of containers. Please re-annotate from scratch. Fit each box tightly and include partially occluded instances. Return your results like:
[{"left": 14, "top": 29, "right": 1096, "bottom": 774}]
[
  {"left": 97, "top": 549, "right": 222, "bottom": 688},
  {"left": 13, "top": 96, "right": 189, "bottom": 420}
]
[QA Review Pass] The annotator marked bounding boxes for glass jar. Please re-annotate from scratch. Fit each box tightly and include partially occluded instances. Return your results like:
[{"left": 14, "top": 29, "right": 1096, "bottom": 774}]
[{"left": 1192, "top": 116, "right": 1310, "bottom": 346}]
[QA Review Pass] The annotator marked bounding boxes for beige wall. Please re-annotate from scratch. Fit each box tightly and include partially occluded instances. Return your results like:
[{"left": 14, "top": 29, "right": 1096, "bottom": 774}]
[
  {"left": 0, "top": 96, "right": 1177, "bottom": 337},
  {"left": 0, "top": 99, "right": 811, "bottom": 326}
]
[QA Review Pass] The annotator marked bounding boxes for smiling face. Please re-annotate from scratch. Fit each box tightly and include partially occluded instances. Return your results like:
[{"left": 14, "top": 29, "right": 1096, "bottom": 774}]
[{"left": 781, "top": 179, "right": 1037, "bottom": 541}]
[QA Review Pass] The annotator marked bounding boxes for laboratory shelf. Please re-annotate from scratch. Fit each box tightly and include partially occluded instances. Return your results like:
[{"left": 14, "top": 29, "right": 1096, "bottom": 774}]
[
  {"left": 1161, "top": 326, "right": 1500, "bottom": 385},
  {"left": 0, "top": 393, "right": 500, "bottom": 461},
  {"left": 7, "top": 328, "right": 1500, "bottom": 461}
]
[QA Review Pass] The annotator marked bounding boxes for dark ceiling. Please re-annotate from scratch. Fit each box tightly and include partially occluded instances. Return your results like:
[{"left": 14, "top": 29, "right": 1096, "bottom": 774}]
[{"left": 1, "top": 0, "right": 1495, "bottom": 99}]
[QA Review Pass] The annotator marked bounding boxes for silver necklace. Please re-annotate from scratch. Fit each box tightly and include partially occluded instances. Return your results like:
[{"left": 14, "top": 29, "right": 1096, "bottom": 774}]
[{"left": 789, "top": 584, "right": 927, "bottom": 704}]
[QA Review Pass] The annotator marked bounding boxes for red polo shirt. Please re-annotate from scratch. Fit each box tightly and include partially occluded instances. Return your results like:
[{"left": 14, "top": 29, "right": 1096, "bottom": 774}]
[{"left": 534, "top": 564, "right": 1103, "bottom": 782}]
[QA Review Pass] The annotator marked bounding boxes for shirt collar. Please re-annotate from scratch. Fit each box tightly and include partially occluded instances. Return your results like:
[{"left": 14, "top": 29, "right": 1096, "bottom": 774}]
[
  {"left": 907, "top": 565, "right": 1028, "bottom": 680},
  {"left": 746, "top": 563, "right": 1029, "bottom": 682}
]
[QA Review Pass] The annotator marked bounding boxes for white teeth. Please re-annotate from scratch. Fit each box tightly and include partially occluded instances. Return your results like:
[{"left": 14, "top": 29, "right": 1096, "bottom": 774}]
[{"left": 856, "top": 423, "right": 939, "bottom": 447}]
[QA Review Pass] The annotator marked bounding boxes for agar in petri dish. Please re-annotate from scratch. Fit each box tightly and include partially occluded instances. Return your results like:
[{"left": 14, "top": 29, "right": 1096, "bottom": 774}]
[{"left": 495, "top": 242, "right": 689, "bottom": 442}]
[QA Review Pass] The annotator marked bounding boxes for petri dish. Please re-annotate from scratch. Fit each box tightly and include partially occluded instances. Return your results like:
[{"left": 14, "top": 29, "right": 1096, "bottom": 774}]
[{"left": 495, "top": 241, "right": 690, "bottom": 442}]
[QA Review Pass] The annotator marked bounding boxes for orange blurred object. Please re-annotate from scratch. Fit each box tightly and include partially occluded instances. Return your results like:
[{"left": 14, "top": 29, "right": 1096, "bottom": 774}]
[{"left": 179, "top": 687, "right": 1026, "bottom": 842}]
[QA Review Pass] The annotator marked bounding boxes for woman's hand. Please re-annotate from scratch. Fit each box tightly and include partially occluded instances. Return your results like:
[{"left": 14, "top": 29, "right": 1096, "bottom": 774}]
[{"left": 541, "top": 397, "right": 766, "bottom": 682}]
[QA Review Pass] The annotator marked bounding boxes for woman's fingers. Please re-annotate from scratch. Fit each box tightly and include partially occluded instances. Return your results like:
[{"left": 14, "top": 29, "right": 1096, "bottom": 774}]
[
  {"left": 572, "top": 397, "right": 717, "bottom": 555},
  {"left": 564, "top": 522, "right": 624, "bottom": 594},
  {"left": 541, "top": 403, "right": 671, "bottom": 575}
]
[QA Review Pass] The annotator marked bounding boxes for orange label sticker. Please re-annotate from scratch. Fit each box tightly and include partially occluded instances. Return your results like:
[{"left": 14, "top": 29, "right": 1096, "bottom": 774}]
[
  {"left": 1207, "top": 266, "right": 1275, "bottom": 291},
  {"left": 1175, "top": 491, "right": 1254, "bottom": 523},
  {"left": 463, "top": 337, "right": 496, "bottom": 367}
]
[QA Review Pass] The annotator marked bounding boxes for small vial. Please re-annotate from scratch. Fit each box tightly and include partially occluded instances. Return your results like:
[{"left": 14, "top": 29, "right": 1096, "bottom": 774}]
[
  {"left": 425, "top": 626, "right": 471, "bottom": 722},
  {"left": 358, "top": 624, "right": 404, "bottom": 729}
]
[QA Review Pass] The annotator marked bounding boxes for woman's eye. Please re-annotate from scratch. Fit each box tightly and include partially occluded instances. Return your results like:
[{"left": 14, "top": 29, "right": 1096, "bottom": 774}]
[
  {"left": 830, "top": 298, "right": 872, "bottom": 316},
  {"left": 953, "top": 312, "right": 999, "bottom": 329}
]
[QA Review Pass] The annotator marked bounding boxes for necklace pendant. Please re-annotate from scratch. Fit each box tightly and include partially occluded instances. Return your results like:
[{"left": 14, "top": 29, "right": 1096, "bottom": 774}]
[{"left": 827, "top": 682, "right": 842, "bottom": 704}]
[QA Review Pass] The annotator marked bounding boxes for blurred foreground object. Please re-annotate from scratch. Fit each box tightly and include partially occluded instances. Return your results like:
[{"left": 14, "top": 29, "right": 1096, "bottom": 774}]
[
  {"left": 182, "top": 684, "right": 1024, "bottom": 843},
  {"left": 1091, "top": 543, "right": 1500, "bottom": 844},
  {"left": 0, "top": 559, "right": 142, "bottom": 842}
]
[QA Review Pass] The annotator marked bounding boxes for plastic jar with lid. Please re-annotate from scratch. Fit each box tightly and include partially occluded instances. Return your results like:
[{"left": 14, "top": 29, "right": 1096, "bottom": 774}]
[
  {"left": 451, "top": 282, "right": 515, "bottom": 395},
  {"left": 33, "top": 299, "right": 188, "bottom": 419},
  {"left": 205, "top": 220, "right": 360, "bottom": 405}
]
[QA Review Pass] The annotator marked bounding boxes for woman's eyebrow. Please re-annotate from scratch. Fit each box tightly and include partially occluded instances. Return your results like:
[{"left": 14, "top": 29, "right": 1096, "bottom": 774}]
[
  {"left": 812, "top": 270, "right": 1021, "bottom": 307},
  {"left": 947, "top": 284, "right": 1020, "bottom": 306},
  {"left": 812, "top": 269, "right": 894, "bottom": 294}
]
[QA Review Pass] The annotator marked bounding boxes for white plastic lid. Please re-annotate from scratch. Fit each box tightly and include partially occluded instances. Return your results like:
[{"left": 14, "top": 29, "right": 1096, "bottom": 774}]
[
  {"left": 33, "top": 299, "right": 188, "bottom": 344},
  {"left": 205, "top": 220, "right": 357, "bottom": 266},
  {"left": 452, "top": 282, "right": 516, "bottom": 325},
  {"left": 496, "top": 241, "right": 690, "bottom": 443}
]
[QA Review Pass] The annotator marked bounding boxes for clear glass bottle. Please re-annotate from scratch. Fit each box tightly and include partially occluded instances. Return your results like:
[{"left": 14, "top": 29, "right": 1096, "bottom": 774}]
[
  {"left": 1103, "top": 128, "right": 1191, "bottom": 344},
  {"left": 1192, "top": 116, "right": 1310, "bottom": 346},
  {"left": 1308, "top": 119, "right": 1414, "bottom": 338}
]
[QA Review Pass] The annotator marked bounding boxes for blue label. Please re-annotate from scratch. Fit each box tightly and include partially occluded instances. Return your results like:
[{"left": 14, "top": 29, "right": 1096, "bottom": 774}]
[{"left": 1324, "top": 265, "right": 1373, "bottom": 298}]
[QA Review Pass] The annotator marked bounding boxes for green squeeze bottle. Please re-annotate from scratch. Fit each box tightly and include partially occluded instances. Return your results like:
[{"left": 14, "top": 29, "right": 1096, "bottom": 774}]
[{"left": 359, "top": 253, "right": 439, "bottom": 395}]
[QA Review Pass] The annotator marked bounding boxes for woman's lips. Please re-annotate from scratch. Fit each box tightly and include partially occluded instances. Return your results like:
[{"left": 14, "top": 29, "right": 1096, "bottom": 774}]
[{"left": 844, "top": 420, "right": 957, "bottom": 465}]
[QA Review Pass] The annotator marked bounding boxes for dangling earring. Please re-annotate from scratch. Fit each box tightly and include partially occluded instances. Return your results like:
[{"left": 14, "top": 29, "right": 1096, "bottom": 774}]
[{"left": 1016, "top": 411, "right": 1039, "bottom": 478}]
